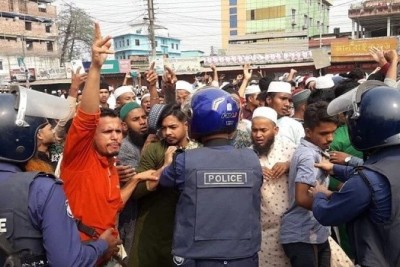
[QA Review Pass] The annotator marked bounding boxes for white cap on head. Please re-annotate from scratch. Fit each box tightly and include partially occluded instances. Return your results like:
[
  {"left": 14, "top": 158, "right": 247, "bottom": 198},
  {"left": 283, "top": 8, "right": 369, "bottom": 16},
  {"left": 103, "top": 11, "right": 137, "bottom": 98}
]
[
  {"left": 245, "top": 84, "right": 261, "bottom": 95},
  {"left": 315, "top": 76, "right": 334, "bottom": 89},
  {"left": 114, "top": 86, "right": 134, "bottom": 99},
  {"left": 305, "top": 77, "right": 317, "bottom": 86},
  {"left": 267, "top": 81, "right": 291, "bottom": 94},
  {"left": 176, "top": 80, "right": 193, "bottom": 94},
  {"left": 141, "top": 93, "right": 150, "bottom": 100},
  {"left": 252, "top": 107, "right": 278, "bottom": 124}
]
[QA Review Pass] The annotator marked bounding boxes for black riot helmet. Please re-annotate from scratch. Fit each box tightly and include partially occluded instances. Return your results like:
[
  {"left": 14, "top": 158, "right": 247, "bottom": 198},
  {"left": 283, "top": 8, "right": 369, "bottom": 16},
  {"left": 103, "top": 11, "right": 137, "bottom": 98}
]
[
  {"left": 0, "top": 86, "right": 70, "bottom": 163},
  {"left": 0, "top": 93, "right": 47, "bottom": 163}
]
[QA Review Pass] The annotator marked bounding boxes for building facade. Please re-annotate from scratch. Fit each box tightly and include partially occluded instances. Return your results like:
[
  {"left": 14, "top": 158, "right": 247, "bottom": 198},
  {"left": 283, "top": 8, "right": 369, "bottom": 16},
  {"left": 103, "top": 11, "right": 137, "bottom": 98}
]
[
  {"left": 114, "top": 23, "right": 181, "bottom": 59},
  {"left": 0, "top": 0, "right": 60, "bottom": 84},
  {"left": 348, "top": 0, "right": 400, "bottom": 38},
  {"left": 221, "top": 0, "right": 332, "bottom": 50}
]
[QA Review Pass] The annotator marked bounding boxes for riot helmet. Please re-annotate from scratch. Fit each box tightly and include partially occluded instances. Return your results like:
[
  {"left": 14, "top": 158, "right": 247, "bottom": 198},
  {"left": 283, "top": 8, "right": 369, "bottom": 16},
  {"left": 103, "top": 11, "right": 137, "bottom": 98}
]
[
  {"left": 0, "top": 86, "right": 70, "bottom": 162},
  {"left": 189, "top": 87, "right": 239, "bottom": 139},
  {"left": 328, "top": 81, "right": 400, "bottom": 151}
]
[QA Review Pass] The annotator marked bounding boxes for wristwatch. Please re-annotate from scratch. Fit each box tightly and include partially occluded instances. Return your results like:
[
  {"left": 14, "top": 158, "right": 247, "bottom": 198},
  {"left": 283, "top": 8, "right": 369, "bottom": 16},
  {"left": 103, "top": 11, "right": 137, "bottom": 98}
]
[{"left": 344, "top": 156, "right": 352, "bottom": 165}]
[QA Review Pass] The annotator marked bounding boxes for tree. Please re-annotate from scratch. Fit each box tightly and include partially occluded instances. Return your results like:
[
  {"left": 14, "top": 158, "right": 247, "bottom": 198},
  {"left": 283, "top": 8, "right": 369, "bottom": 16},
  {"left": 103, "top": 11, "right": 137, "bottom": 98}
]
[{"left": 57, "top": 3, "right": 94, "bottom": 66}]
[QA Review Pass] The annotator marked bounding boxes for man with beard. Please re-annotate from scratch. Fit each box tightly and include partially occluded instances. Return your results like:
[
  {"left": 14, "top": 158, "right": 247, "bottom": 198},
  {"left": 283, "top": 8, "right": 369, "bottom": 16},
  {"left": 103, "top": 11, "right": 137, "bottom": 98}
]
[
  {"left": 61, "top": 22, "right": 156, "bottom": 265},
  {"left": 117, "top": 101, "right": 149, "bottom": 257},
  {"left": 251, "top": 107, "right": 296, "bottom": 267},
  {"left": 128, "top": 103, "right": 199, "bottom": 267}
]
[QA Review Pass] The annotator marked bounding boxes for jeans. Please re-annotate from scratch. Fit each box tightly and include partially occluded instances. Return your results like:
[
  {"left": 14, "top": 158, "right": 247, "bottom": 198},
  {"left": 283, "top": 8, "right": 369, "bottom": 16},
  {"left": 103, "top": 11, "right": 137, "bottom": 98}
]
[{"left": 283, "top": 241, "right": 331, "bottom": 267}]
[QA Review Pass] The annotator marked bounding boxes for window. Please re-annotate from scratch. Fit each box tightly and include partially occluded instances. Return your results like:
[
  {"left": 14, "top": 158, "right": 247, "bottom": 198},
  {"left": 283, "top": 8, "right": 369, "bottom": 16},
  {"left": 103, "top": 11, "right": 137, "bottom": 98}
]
[
  {"left": 309, "top": 17, "right": 312, "bottom": 27},
  {"left": 250, "top": 10, "right": 255, "bottom": 20},
  {"left": 317, "top": 20, "right": 320, "bottom": 28},
  {"left": 230, "top": 7, "right": 237, "bottom": 15},
  {"left": 8, "top": 0, "right": 14, "bottom": 11},
  {"left": 229, "top": 0, "right": 237, "bottom": 5},
  {"left": 127, "top": 39, "right": 130, "bottom": 46},
  {"left": 135, "top": 39, "right": 140, "bottom": 46},
  {"left": 230, "top": 15, "right": 237, "bottom": 28},
  {"left": 119, "top": 41, "right": 122, "bottom": 47},
  {"left": 123, "top": 39, "right": 125, "bottom": 46},
  {"left": 0, "top": 60, "right": 3, "bottom": 70},
  {"left": 171, "top": 43, "right": 174, "bottom": 49},
  {"left": 291, "top": 9, "right": 296, "bottom": 22},
  {"left": 155, "top": 40, "right": 158, "bottom": 47},
  {"left": 45, "top": 25, "right": 51, "bottom": 33},
  {"left": 230, "top": 30, "right": 237, "bottom": 36},
  {"left": 47, "top": 41, "right": 53, "bottom": 51},
  {"left": 303, "top": 15, "right": 308, "bottom": 28},
  {"left": 176, "top": 44, "right": 179, "bottom": 50},
  {"left": 38, "top": 3, "right": 46, "bottom": 12},
  {"left": 26, "top": 40, "right": 33, "bottom": 51},
  {"left": 25, "top": 21, "right": 32, "bottom": 31}
]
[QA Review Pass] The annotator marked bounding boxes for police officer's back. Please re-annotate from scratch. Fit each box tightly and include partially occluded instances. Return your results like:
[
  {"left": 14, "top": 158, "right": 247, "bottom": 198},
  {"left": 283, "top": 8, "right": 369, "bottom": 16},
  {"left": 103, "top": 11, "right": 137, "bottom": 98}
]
[
  {"left": 0, "top": 88, "right": 121, "bottom": 266},
  {"left": 148, "top": 88, "right": 263, "bottom": 267}
]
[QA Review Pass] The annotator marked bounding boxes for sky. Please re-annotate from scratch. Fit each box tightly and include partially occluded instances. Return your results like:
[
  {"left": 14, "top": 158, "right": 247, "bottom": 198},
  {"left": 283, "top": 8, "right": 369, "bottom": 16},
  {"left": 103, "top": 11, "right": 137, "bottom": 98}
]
[{"left": 54, "top": 0, "right": 356, "bottom": 55}]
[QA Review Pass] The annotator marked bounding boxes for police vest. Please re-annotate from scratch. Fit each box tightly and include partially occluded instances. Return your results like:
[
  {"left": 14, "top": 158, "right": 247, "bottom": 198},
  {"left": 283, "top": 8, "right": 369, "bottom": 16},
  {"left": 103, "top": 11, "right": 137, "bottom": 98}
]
[
  {"left": 172, "top": 147, "right": 263, "bottom": 259},
  {"left": 350, "top": 155, "right": 400, "bottom": 267},
  {"left": 0, "top": 171, "right": 59, "bottom": 265}
]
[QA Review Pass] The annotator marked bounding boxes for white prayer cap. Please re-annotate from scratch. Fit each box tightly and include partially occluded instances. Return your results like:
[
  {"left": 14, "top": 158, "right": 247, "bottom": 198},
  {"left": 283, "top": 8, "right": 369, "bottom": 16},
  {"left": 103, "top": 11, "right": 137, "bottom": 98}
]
[
  {"left": 141, "top": 93, "right": 150, "bottom": 100},
  {"left": 114, "top": 85, "right": 134, "bottom": 99},
  {"left": 176, "top": 80, "right": 193, "bottom": 94},
  {"left": 305, "top": 77, "right": 317, "bottom": 86},
  {"left": 267, "top": 81, "right": 291, "bottom": 94},
  {"left": 315, "top": 76, "right": 334, "bottom": 89},
  {"left": 245, "top": 84, "right": 261, "bottom": 95},
  {"left": 252, "top": 107, "right": 277, "bottom": 124}
]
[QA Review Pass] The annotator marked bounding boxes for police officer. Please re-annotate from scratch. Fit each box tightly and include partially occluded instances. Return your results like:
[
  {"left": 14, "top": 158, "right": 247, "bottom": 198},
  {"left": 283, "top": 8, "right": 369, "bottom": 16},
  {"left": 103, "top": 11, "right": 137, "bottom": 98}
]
[
  {"left": 309, "top": 82, "right": 400, "bottom": 267},
  {"left": 0, "top": 89, "right": 121, "bottom": 266},
  {"left": 147, "top": 87, "right": 263, "bottom": 267}
]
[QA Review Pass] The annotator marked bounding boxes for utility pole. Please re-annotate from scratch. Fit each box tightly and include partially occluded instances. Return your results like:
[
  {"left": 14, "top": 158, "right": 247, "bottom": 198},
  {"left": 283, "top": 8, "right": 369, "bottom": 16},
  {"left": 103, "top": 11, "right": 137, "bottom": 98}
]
[{"left": 147, "top": 0, "right": 156, "bottom": 57}]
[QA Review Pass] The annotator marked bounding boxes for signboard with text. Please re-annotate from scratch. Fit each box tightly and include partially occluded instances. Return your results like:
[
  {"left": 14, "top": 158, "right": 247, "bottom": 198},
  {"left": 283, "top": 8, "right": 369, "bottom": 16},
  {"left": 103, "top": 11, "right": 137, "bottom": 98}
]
[{"left": 331, "top": 37, "right": 399, "bottom": 62}]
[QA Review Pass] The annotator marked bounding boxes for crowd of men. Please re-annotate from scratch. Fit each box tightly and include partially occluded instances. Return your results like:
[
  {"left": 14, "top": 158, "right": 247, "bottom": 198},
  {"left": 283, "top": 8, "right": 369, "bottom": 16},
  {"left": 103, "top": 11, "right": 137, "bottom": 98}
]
[{"left": 0, "top": 22, "right": 399, "bottom": 267}]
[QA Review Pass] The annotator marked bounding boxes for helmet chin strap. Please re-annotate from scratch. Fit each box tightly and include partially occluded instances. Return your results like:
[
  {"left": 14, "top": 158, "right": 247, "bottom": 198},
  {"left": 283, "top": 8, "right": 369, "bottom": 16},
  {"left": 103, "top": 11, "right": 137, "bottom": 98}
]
[
  {"left": 351, "top": 89, "right": 360, "bottom": 120},
  {"left": 15, "top": 87, "right": 30, "bottom": 127}
]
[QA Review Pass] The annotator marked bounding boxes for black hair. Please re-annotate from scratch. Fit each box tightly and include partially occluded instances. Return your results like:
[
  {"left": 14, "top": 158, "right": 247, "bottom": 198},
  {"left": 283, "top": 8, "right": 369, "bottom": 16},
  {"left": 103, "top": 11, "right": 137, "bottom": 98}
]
[
  {"left": 367, "top": 72, "right": 385, "bottom": 82},
  {"left": 100, "top": 107, "right": 118, "bottom": 118},
  {"left": 307, "top": 89, "right": 336, "bottom": 106},
  {"left": 157, "top": 104, "right": 188, "bottom": 129},
  {"left": 334, "top": 80, "right": 359, "bottom": 98},
  {"left": 259, "top": 74, "right": 275, "bottom": 91},
  {"left": 100, "top": 81, "right": 110, "bottom": 90},
  {"left": 256, "top": 90, "right": 268, "bottom": 102},
  {"left": 304, "top": 101, "right": 339, "bottom": 130}
]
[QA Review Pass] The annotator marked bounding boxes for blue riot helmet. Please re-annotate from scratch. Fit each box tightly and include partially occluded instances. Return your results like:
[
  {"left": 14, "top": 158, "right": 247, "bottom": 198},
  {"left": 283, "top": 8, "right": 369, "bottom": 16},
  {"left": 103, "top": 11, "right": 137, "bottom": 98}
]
[
  {"left": 328, "top": 81, "right": 400, "bottom": 151},
  {"left": 189, "top": 87, "right": 239, "bottom": 139},
  {"left": 0, "top": 85, "right": 71, "bottom": 163}
]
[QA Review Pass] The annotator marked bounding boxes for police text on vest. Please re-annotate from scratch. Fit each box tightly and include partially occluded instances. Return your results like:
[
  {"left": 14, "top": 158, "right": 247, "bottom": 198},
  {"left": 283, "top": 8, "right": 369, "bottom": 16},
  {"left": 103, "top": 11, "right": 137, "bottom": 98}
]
[
  {"left": 204, "top": 172, "right": 248, "bottom": 185},
  {"left": 0, "top": 218, "right": 6, "bottom": 233}
]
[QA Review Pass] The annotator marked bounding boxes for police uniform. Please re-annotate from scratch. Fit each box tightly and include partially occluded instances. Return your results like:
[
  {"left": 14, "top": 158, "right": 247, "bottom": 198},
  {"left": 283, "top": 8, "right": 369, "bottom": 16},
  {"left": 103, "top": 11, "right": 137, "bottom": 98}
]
[
  {"left": 0, "top": 162, "right": 108, "bottom": 266},
  {"left": 312, "top": 83, "right": 400, "bottom": 267},
  {"left": 160, "top": 139, "right": 262, "bottom": 267}
]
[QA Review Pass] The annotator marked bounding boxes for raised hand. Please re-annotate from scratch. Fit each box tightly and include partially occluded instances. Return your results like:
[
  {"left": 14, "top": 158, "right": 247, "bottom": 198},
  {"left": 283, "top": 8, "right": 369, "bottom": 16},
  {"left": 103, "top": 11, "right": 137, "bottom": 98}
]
[
  {"left": 146, "top": 62, "right": 158, "bottom": 87},
  {"left": 91, "top": 22, "right": 114, "bottom": 68},
  {"left": 162, "top": 66, "right": 177, "bottom": 85},
  {"left": 70, "top": 66, "right": 87, "bottom": 93}
]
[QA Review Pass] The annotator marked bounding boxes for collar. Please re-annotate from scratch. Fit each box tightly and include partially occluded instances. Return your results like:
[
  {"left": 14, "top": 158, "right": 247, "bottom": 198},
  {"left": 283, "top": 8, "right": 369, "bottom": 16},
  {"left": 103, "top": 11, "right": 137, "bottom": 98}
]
[
  {"left": 300, "top": 138, "right": 328, "bottom": 157},
  {"left": 0, "top": 162, "right": 22, "bottom": 173},
  {"left": 203, "top": 138, "right": 231, "bottom": 147}
]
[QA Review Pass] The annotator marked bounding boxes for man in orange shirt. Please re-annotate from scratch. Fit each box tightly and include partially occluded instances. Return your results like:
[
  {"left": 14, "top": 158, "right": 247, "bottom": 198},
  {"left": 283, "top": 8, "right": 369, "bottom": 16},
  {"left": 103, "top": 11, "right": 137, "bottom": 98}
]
[{"left": 61, "top": 23, "right": 155, "bottom": 264}]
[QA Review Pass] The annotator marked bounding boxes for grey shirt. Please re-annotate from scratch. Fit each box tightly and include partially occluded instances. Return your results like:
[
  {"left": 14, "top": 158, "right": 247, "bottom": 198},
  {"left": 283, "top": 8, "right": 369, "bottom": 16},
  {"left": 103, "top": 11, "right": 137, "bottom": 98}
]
[
  {"left": 280, "top": 138, "right": 330, "bottom": 244},
  {"left": 118, "top": 136, "right": 142, "bottom": 167}
]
